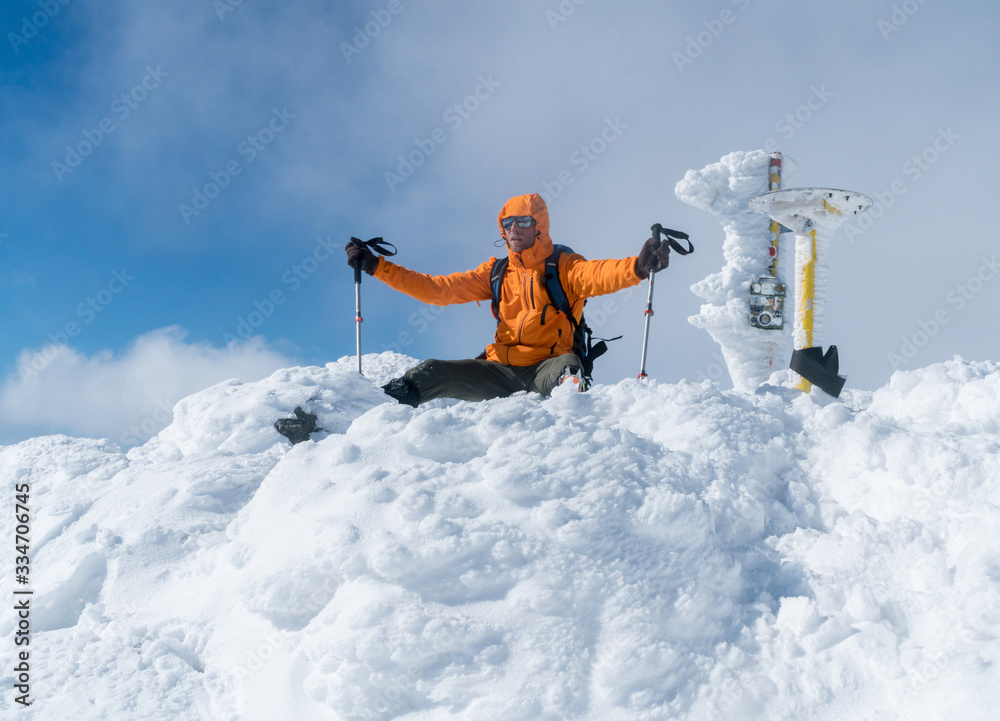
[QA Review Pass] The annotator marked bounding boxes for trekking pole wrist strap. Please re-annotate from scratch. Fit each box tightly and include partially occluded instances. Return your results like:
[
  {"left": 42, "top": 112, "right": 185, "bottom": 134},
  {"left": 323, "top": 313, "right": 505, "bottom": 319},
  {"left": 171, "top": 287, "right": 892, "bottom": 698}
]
[
  {"left": 350, "top": 236, "right": 398, "bottom": 257},
  {"left": 650, "top": 224, "right": 694, "bottom": 255}
]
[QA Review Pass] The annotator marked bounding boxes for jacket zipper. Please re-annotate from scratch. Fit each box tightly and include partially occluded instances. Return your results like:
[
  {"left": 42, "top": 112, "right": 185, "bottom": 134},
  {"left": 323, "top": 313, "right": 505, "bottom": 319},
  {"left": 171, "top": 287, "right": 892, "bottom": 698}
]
[{"left": 515, "top": 271, "right": 533, "bottom": 345}]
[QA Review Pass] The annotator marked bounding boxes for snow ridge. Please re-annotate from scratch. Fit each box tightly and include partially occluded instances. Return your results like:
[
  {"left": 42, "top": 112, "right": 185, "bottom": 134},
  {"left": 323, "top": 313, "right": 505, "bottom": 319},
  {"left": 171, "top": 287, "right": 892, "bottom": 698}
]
[{"left": 2, "top": 353, "right": 1000, "bottom": 720}]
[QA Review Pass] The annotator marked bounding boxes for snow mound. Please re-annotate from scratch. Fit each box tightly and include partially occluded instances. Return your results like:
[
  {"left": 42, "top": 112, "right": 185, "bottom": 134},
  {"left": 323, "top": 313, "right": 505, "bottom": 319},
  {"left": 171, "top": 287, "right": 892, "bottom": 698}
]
[
  {"left": 676, "top": 150, "right": 798, "bottom": 392},
  {"left": 3, "top": 353, "right": 1000, "bottom": 720}
]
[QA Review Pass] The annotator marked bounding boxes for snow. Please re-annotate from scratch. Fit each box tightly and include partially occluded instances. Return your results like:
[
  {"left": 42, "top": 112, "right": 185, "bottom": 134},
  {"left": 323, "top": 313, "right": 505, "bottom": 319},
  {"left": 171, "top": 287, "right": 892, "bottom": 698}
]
[
  {"left": 3, "top": 352, "right": 1000, "bottom": 720},
  {"left": 676, "top": 150, "right": 799, "bottom": 393}
]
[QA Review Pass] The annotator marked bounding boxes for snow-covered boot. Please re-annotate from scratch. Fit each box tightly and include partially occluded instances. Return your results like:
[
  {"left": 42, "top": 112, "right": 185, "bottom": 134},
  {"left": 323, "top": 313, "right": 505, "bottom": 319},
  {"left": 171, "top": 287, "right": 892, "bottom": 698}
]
[
  {"left": 557, "top": 367, "right": 587, "bottom": 393},
  {"left": 382, "top": 377, "right": 420, "bottom": 407}
]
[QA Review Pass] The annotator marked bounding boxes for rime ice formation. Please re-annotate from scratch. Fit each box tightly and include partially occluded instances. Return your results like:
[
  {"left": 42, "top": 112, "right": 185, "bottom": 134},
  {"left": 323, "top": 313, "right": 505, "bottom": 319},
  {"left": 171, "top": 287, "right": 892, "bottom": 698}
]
[{"left": 676, "top": 150, "right": 799, "bottom": 392}]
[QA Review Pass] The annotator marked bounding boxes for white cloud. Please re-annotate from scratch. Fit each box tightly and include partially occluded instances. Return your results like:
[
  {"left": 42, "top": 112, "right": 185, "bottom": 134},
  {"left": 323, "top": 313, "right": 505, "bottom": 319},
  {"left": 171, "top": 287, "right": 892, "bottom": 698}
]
[{"left": 0, "top": 326, "right": 294, "bottom": 447}]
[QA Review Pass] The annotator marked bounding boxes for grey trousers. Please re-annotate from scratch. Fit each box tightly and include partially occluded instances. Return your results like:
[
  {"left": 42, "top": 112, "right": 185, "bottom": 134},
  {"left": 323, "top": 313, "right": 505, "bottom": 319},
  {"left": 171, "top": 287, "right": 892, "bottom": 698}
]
[{"left": 404, "top": 354, "right": 584, "bottom": 405}]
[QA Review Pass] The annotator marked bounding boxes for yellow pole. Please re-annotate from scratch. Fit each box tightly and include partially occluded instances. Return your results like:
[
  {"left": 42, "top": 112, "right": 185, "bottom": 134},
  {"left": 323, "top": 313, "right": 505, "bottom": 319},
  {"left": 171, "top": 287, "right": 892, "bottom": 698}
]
[
  {"left": 795, "top": 202, "right": 840, "bottom": 392},
  {"left": 768, "top": 219, "right": 781, "bottom": 277},
  {"left": 750, "top": 188, "right": 870, "bottom": 396},
  {"left": 767, "top": 160, "right": 781, "bottom": 277},
  {"left": 796, "top": 228, "right": 817, "bottom": 392}
]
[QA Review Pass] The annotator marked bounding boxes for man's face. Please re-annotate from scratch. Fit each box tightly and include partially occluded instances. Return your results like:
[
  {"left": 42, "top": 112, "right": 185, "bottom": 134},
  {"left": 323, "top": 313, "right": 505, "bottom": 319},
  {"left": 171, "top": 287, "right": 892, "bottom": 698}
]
[{"left": 504, "top": 216, "right": 537, "bottom": 253}]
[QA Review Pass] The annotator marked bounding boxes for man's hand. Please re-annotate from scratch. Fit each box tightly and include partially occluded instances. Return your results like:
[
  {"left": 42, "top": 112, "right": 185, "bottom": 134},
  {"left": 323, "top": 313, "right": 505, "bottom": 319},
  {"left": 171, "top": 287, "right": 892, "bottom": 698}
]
[
  {"left": 635, "top": 237, "right": 671, "bottom": 279},
  {"left": 345, "top": 241, "right": 378, "bottom": 275}
]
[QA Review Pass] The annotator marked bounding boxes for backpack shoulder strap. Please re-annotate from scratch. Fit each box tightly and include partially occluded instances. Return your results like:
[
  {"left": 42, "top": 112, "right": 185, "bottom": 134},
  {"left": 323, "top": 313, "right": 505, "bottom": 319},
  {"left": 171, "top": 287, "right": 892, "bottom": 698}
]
[
  {"left": 543, "top": 244, "right": 576, "bottom": 327},
  {"left": 545, "top": 244, "right": 623, "bottom": 382},
  {"left": 489, "top": 256, "right": 509, "bottom": 322}
]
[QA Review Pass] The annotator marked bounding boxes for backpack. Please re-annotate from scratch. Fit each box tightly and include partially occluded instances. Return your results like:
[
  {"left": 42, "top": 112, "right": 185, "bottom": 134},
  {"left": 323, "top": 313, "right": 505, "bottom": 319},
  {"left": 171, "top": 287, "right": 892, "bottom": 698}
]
[{"left": 489, "top": 244, "right": 620, "bottom": 383}]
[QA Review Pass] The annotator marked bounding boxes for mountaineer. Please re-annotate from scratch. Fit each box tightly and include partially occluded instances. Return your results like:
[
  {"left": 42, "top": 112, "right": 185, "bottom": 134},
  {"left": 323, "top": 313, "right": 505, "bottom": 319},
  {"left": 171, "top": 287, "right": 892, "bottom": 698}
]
[{"left": 345, "top": 192, "right": 673, "bottom": 407}]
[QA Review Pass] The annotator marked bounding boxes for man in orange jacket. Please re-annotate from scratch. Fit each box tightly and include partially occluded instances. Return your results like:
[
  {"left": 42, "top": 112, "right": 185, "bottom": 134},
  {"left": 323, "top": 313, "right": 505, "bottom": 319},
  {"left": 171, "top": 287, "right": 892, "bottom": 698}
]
[{"left": 345, "top": 193, "right": 671, "bottom": 407}]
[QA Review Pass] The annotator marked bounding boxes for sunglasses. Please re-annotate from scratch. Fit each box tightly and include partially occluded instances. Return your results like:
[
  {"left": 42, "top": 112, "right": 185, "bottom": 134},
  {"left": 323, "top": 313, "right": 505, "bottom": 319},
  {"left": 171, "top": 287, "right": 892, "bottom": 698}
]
[{"left": 501, "top": 215, "right": 536, "bottom": 230}]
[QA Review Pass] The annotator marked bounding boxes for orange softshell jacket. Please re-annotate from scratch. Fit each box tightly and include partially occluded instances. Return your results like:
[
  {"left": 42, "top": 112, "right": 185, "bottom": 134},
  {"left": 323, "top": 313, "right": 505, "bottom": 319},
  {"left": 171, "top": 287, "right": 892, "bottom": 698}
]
[{"left": 373, "top": 193, "right": 643, "bottom": 366}]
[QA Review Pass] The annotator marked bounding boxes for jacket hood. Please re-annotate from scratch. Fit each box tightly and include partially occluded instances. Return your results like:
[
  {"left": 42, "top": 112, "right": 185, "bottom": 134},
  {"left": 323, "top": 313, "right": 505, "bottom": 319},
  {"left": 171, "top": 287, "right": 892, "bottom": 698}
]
[{"left": 497, "top": 193, "right": 553, "bottom": 268}]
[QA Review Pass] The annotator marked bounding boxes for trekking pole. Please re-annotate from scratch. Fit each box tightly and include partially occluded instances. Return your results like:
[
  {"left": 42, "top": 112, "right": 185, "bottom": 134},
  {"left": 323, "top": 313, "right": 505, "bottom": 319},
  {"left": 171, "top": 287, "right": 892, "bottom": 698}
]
[
  {"left": 637, "top": 224, "right": 660, "bottom": 380},
  {"left": 354, "top": 255, "right": 364, "bottom": 374},
  {"left": 638, "top": 261, "right": 656, "bottom": 380},
  {"left": 637, "top": 224, "right": 693, "bottom": 380},
  {"left": 349, "top": 236, "right": 398, "bottom": 376}
]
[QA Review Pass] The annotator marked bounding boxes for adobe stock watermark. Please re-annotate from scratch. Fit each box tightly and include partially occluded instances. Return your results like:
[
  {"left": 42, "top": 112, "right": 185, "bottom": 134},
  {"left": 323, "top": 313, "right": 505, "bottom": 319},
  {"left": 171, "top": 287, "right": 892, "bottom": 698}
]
[
  {"left": 546, "top": 0, "right": 588, "bottom": 30},
  {"left": 585, "top": 284, "right": 638, "bottom": 335},
  {"left": 673, "top": 0, "right": 752, "bottom": 73},
  {"left": 902, "top": 589, "right": 1000, "bottom": 695},
  {"left": 887, "top": 254, "right": 998, "bottom": 370},
  {"left": 18, "top": 268, "right": 136, "bottom": 381},
  {"left": 120, "top": 397, "right": 174, "bottom": 447},
  {"left": 223, "top": 234, "right": 337, "bottom": 345},
  {"left": 353, "top": 620, "right": 500, "bottom": 720},
  {"left": 7, "top": 0, "right": 73, "bottom": 55},
  {"left": 229, "top": 627, "right": 295, "bottom": 682},
  {"left": 51, "top": 65, "right": 169, "bottom": 182},
  {"left": 693, "top": 350, "right": 730, "bottom": 385},
  {"left": 384, "top": 75, "right": 501, "bottom": 192},
  {"left": 214, "top": 0, "right": 247, "bottom": 21},
  {"left": 878, "top": 0, "right": 932, "bottom": 40},
  {"left": 761, "top": 84, "right": 834, "bottom": 153},
  {"left": 380, "top": 306, "right": 446, "bottom": 355},
  {"left": 179, "top": 107, "right": 296, "bottom": 224},
  {"left": 340, "top": 0, "right": 403, "bottom": 63},
  {"left": 844, "top": 126, "right": 959, "bottom": 244},
  {"left": 539, "top": 116, "right": 627, "bottom": 205},
  {"left": 231, "top": 575, "right": 337, "bottom": 685}
]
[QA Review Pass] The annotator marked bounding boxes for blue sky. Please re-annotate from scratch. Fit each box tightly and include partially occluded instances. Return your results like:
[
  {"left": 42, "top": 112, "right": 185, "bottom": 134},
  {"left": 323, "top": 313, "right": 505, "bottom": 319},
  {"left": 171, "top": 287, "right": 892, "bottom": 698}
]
[{"left": 1, "top": 0, "right": 998, "bottom": 445}]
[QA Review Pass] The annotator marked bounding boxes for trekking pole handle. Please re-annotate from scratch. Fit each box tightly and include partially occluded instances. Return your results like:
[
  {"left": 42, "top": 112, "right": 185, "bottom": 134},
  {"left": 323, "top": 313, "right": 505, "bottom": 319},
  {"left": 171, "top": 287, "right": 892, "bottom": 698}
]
[
  {"left": 643, "top": 227, "right": 658, "bottom": 318},
  {"left": 349, "top": 236, "right": 397, "bottom": 284}
]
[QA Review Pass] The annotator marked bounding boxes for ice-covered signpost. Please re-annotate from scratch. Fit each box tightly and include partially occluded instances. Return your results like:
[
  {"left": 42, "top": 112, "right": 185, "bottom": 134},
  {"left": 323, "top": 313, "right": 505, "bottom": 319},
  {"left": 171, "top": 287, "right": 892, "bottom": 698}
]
[
  {"left": 677, "top": 150, "right": 872, "bottom": 397},
  {"left": 748, "top": 187, "right": 872, "bottom": 396}
]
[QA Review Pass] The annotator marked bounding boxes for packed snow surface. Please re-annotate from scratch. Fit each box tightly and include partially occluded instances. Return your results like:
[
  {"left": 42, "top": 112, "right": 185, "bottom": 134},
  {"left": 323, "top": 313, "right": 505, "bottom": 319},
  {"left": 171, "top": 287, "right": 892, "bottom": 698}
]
[{"left": 3, "top": 352, "right": 1000, "bottom": 720}]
